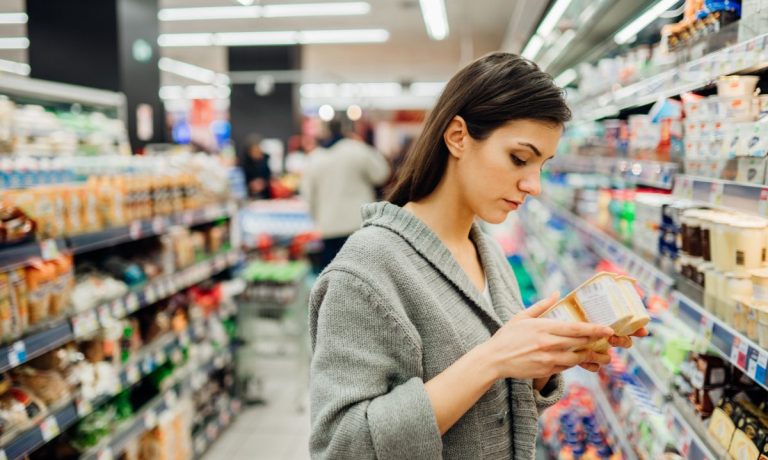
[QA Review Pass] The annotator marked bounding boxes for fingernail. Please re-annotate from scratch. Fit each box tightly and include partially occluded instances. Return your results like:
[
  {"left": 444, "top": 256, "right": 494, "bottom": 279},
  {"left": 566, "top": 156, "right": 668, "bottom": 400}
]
[{"left": 603, "top": 327, "right": 615, "bottom": 336}]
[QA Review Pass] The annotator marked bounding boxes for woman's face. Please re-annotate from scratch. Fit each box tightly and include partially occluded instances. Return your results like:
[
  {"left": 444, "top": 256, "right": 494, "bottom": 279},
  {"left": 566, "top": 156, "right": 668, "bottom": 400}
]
[{"left": 456, "top": 119, "right": 561, "bottom": 224}]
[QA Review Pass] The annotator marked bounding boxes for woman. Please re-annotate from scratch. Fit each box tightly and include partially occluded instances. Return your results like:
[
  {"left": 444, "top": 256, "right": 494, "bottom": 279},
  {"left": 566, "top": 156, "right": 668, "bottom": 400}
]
[
  {"left": 239, "top": 133, "right": 271, "bottom": 199},
  {"left": 309, "top": 52, "right": 643, "bottom": 459}
]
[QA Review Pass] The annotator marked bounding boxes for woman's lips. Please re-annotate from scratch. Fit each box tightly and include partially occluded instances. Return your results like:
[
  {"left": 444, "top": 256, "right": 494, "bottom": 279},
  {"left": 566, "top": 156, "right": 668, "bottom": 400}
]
[{"left": 503, "top": 199, "right": 520, "bottom": 210}]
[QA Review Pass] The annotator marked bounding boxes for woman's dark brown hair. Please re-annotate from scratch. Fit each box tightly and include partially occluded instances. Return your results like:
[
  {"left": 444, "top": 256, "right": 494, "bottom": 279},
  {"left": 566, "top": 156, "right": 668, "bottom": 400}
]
[{"left": 386, "top": 52, "right": 571, "bottom": 206}]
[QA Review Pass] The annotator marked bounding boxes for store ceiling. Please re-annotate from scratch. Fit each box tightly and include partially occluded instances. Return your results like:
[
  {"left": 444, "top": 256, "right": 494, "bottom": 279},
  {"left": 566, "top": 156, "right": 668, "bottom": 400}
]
[{"left": 158, "top": 0, "right": 547, "bottom": 87}]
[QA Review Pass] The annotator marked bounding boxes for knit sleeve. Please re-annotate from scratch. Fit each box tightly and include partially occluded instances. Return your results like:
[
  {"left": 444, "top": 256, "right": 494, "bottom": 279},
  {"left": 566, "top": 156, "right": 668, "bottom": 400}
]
[
  {"left": 309, "top": 270, "right": 442, "bottom": 460},
  {"left": 533, "top": 373, "right": 565, "bottom": 414}
]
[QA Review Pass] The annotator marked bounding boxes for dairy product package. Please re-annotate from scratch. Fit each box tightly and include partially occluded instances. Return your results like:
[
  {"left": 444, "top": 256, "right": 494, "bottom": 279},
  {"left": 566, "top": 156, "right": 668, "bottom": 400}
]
[{"left": 542, "top": 272, "right": 650, "bottom": 350}]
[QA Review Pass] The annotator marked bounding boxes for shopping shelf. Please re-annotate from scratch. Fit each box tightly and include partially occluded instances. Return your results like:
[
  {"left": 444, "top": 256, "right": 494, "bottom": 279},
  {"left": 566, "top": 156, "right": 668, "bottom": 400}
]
[
  {"left": 673, "top": 175, "right": 768, "bottom": 218},
  {"left": 586, "top": 374, "right": 639, "bottom": 460},
  {"left": 0, "top": 201, "right": 237, "bottom": 272},
  {"left": 79, "top": 346, "right": 235, "bottom": 460},
  {"left": 192, "top": 397, "right": 242, "bottom": 460},
  {"left": 571, "top": 32, "right": 768, "bottom": 121},
  {"left": 0, "top": 250, "right": 241, "bottom": 375},
  {"left": 535, "top": 198, "right": 675, "bottom": 301},
  {"left": 548, "top": 157, "right": 679, "bottom": 191},
  {"left": 0, "top": 325, "right": 233, "bottom": 460},
  {"left": 624, "top": 346, "right": 725, "bottom": 460},
  {"left": 674, "top": 291, "right": 768, "bottom": 392}
]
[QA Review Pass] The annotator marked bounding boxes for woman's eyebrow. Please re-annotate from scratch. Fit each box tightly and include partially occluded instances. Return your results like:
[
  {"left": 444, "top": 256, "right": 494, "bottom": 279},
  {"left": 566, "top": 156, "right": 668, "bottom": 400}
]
[{"left": 517, "top": 142, "right": 542, "bottom": 157}]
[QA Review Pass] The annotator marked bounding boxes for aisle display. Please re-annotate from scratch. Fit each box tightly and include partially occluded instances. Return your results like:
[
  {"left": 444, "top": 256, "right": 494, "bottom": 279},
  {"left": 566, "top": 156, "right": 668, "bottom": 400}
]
[{"left": 0, "top": 77, "right": 245, "bottom": 460}]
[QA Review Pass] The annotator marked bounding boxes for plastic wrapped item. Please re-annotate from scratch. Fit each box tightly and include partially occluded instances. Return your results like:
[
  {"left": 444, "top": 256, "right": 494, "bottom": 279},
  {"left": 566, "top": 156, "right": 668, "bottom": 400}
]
[
  {"left": 13, "top": 367, "right": 71, "bottom": 405},
  {"left": 71, "top": 405, "right": 115, "bottom": 452},
  {"left": 0, "top": 200, "right": 36, "bottom": 245},
  {"left": 0, "top": 386, "right": 47, "bottom": 428}
]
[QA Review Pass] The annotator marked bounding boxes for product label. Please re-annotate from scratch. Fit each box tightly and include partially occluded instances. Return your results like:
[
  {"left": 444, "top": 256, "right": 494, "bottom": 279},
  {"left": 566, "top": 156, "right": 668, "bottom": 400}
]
[
  {"left": 96, "top": 448, "right": 113, "bottom": 460},
  {"left": 76, "top": 398, "right": 92, "bottom": 418},
  {"left": 144, "top": 410, "right": 157, "bottom": 429},
  {"left": 127, "top": 365, "right": 140, "bottom": 384},
  {"left": 39, "top": 416, "right": 60, "bottom": 441},
  {"left": 575, "top": 277, "right": 623, "bottom": 326},
  {"left": 7, "top": 341, "right": 27, "bottom": 367},
  {"left": 756, "top": 353, "right": 768, "bottom": 385},
  {"left": 39, "top": 239, "right": 60, "bottom": 261},
  {"left": 755, "top": 284, "right": 768, "bottom": 302}
]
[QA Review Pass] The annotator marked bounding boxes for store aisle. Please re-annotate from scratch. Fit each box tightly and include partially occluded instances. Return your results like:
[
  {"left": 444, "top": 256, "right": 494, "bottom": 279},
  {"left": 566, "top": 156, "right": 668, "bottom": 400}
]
[{"left": 202, "top": 355, "right": 310, "bottom": 460}]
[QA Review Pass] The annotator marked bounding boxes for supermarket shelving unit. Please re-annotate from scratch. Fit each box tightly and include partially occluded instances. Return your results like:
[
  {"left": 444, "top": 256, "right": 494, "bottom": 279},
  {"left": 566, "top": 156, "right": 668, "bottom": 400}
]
[{"left": 0, "top": 78, "right": 243, "bottom": 459}]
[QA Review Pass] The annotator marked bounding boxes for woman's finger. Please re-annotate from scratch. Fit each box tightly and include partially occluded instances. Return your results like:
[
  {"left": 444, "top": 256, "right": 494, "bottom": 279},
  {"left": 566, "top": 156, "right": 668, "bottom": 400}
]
[
  {"left": 518, "top": 291, "right": 560, "bottom": 319},
  {"left": 552, "top": 350, "right": 590, "bottom": 368},
  {"left": 537, "top": 319, "right": 614, "bottom": 339},
  {"left": 630, "top": 327, "right": 649, "bottom": 337},
  {"left": 608, "top": 336, "right": 633, "bottom": 348},
  {"left": 579, "top": 363, "right": 600, "bottom": 373},
  {"left": 541, "top": 335, "right": 593, "bottom": 350},
  {"left": 586, "top": 350, "right": 612, "bottom": 366}
]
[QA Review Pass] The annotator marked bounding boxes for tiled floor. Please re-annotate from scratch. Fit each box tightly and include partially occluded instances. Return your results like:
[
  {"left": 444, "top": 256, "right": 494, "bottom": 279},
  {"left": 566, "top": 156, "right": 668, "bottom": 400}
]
[{"left": 203, "top": 349, "right": 310, "bottom": 460}]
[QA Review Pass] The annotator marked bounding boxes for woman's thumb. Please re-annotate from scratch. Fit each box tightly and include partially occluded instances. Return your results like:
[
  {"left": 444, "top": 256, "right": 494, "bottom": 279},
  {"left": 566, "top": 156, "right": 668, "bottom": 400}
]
[{"left": 519, "top": 291, "right": 560, "bottom": 318}]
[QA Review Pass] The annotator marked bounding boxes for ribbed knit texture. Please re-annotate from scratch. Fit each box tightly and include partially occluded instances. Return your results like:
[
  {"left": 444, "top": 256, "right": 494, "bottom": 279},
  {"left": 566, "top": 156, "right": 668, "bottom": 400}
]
[{"left": 309, "top": 202, "right": 564, "bottom": 459}]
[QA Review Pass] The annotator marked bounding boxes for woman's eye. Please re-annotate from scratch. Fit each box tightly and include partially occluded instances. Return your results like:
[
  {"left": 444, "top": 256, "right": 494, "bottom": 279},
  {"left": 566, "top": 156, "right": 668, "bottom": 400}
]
[{"left": 510, "top": 155, "right": 527, "bottom": 166}]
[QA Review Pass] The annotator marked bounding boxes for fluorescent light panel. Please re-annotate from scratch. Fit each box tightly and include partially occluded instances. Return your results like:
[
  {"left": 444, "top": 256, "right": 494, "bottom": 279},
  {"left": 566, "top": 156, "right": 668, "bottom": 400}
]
[
  {"left": 0, "top": 13, "right": 27, "bottom": 24},
  {"left": 538, "top": 29, "right": 576, "bottom": 69},
  {"left": 158, "top": 29, "right": 389, "bottom": 47},
  {"left": 262, "top": 2, "right": 370, "bottom": 17},
  {"left": 521, "top": 35, "right": 544, "bottom": 60},
  {"left": 301, "top": 81, "right": 446, "bottom": 98},
  {"left": 536, "top": 0, "right": 573, "bottom": 37},
  {"left": 159, "top": 85, "right": 231, "bottom": 100},
  {"left": 0, "top": 37, "right": 29, "bottom": 50},
  {"left": 554, "top": 68, "right": 577, "bottom": 87},
  {"left": 0, "top": 58, "right": 29, "bottom": 76},
  {"left": 158, "top": 57, "right": 229, "bottom": 85},
  {"left": 158, "top": 2, "right": 370, "bottom": 21},
  {"left": 419, "top": 0, "right": 449, "bottom": 40},
  {"left": 614, "top": 0, "right": 680, "bottom": 44}
]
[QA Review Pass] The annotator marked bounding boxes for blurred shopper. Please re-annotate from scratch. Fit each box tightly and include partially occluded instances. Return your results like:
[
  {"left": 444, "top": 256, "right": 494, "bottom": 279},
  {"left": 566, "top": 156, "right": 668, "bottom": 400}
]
[
  {"left": 301, "top": 120, "right": 390, "bottom": 272},
  {"left": 309, "top": 53, "right": 645, "bottom": 459},
  {"left": 239, "top": 134, "right": 272, "bottom": 199}
]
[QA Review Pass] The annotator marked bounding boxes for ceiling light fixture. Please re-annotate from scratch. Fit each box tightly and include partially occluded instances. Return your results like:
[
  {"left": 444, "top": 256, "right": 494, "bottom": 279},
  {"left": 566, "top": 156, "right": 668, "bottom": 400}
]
[
  {"left": 159, "top": 85, "right": 231, "bottom": 100},
  {"left": 614, "top": 0, "right": 680, "bottom": 44},
  {"left": 262, "top": 2, "right": 371, "bottom": 17},
  {"left": 158, "top": 2, "right": 370, "bottom": 21},
  {"left": 0, "top": 58, "right": 30, "bottom": 76},
  {"left": 318, "top": 104, "right": 335, "bottom": 121},
  {"left": 0, "top": 38, "right": 29, "bottom": 50},
  {"left": 520, "top": 35, "right": 544, "bottom": 60},
  {"left": 418, "top": 0, "right": 449, "bottom": 40},
  {"left": 158, "top": 57, "right": 230, "bottom": 86},
  {"left": 237, "top": 0, "right": 255, "bottom": 5},
  {"left": 536, "top": 0, "right": 573, "bottom": 37},
  {"left": 538, "top": 29, "right": 576, "bottom": 69},
  {"left": 0, "top": 13, "right": 27, "bottom": 24},
  {"left": 554, "top": 68, "right": 577, "bottom": 87},
  {"left": 158, "top": 33, "right": 214, "bottom": 47},
  {"left": 158, "top": 29, "right": 389, "bottom": 47}
]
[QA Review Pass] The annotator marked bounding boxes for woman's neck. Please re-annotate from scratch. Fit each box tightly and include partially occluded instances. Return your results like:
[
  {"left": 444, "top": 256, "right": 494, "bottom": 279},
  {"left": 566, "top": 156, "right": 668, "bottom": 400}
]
[{"left": 404, "top": 181, "right": 475, "bottom": 247}]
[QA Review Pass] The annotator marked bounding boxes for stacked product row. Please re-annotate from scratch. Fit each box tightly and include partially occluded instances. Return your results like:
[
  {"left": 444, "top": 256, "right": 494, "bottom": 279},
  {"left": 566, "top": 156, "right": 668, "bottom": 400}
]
[
  {"left": 0, "top": 221, "right": 230, "bottom": 343},
  {"left": 1, "top": 154, "right": 232, "bottom": 243}
]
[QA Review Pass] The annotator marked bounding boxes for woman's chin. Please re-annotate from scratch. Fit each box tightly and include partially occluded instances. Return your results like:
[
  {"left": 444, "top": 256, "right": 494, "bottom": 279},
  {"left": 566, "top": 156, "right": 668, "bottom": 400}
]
[{"left": 478, "top": 210, "right": 509, "bottom": 225}]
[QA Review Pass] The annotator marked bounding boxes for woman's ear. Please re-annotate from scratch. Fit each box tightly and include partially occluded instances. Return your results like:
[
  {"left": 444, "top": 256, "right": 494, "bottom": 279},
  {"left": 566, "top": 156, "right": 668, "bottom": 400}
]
[{"left": 443, "top": 116, "right": 468, "bottom": 159}]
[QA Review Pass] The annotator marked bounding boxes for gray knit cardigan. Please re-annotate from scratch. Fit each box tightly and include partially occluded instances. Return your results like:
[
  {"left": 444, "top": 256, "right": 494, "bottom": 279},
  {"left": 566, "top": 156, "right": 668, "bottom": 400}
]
[{"left": 309, "top": 202, "right": 564, "bottom": 459}]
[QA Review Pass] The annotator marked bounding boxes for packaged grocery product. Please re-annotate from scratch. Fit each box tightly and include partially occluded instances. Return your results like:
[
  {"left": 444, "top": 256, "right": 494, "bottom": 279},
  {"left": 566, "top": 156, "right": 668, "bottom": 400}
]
[
  {"left": 0, "top": 386, "right": 46, "bottom": 427},
  {"left": 729, "top": 414, "right": 766, "bottom": 460},
  {"left": 9, "top": 268, "right": 29, "bottom": 335},
  {"left": 543, "top": 272, "right": 649, "bottom": 339},
  {"left": 736, "top": 156, "right": 767, "bottom": 184},
  {"left": 49, "top": 255, "right": 74, "bottom": 317},
  {"left": 717, "top": 75, "right": 760, "bottom": 98},
  {"left": 709, "top": 398, "right": 738, "bottom": 450},
  {"left": 26, "top": 261, "right": 54, "bottom": 325},
  {"left": 13, "top": 367, "right": 71, "bottom": 405},
  {"left": 63, "top": 185, "right": 85, "bottom": 236},
  {"left": 0, "top": 272, "right": 13, "bottom": 340},
  {"left": 0, "top": 200, "right": 36, "bottom": 245}
]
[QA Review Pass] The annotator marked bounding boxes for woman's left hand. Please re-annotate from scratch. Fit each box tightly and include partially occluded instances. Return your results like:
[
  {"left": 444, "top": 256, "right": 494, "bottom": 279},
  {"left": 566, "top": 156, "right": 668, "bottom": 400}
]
[{"left": 579, "top": 327, "right": 649, "bottom": 372}]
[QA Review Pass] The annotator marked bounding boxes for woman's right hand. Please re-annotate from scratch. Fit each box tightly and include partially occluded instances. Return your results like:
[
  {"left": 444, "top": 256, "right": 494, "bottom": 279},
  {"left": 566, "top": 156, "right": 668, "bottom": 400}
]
[{"left": 481, "top": 292, "right": 615, "bottom": 380}]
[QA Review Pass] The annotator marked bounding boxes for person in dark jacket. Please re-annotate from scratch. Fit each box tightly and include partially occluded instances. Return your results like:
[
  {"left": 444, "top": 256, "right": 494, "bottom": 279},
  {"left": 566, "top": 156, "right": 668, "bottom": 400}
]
[{"left": 240, "top": 134, "right": 272, "bottom": 199}]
